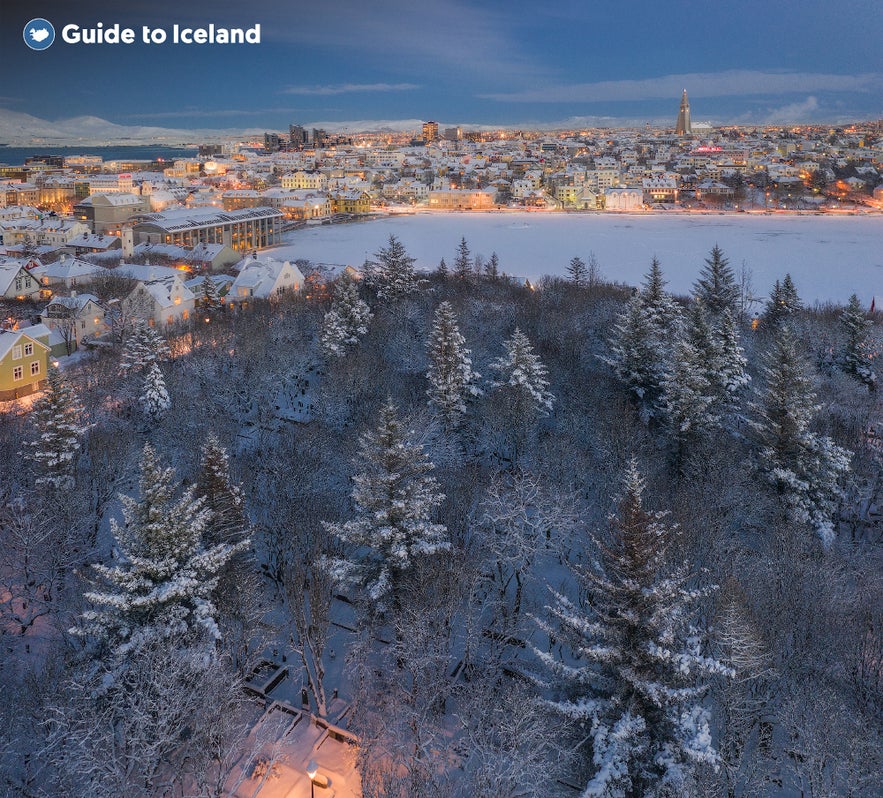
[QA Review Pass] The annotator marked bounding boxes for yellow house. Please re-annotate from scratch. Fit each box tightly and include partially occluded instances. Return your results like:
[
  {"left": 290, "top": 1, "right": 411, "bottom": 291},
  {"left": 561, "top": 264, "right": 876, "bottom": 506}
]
[
  {"left": 331, "top": 191, "right": 371, "bottom": 214},
  {"left": 0, "top": 327, "right": 50, "bottom": 402}
]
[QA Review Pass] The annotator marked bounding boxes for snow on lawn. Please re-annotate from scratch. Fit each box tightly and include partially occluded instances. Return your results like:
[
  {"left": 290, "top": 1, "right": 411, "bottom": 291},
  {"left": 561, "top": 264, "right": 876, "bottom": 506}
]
[{"left": 269, "top": 212, "right": 883, "bottom": 306}]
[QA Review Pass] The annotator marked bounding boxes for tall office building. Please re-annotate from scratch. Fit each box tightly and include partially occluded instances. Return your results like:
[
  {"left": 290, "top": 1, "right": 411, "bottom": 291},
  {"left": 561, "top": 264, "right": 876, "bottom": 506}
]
[
  {"left": 422, "top": 121, "right": 439, "bottom": 143},
  {"left": 289, "top": 124, "right": 307, "bottom": 148},
  {"left": 675, "top": 89, "right": 692, "bottom": 136}
]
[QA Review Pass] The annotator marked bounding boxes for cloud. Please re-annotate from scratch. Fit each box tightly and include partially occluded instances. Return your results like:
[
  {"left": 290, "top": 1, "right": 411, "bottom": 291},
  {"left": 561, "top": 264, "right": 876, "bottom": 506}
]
[
  {"left": 125, "top": 108, "right": 306, "bottom": 120},
  {"left": 481, "top": 70, "right": 883, "bottom": 103},
  {"left": 282, "top": 83, "right": 419, "bottom": 96},
  {"left": 763, "top": 96, "right": 820, "bottom": 124},
  {"left": 250, "top": 0, "right": 551, "bottom": 83}
]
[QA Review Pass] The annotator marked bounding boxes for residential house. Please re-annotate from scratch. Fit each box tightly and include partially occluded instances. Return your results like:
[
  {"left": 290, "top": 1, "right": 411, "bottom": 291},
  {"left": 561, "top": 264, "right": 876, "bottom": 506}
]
[
  {"left": 0, "top": 327, "right": 50, "bottom": 401},
  {"left": 331, "top": 190, "right": 371, "bottom": 215},
  {"left": 185, "top": 274, "right": 234, "bottom": 303},
  {"left": 183, "top": 242, "right": 240, "bottom": 272},
  {"left": 40, "top": 292, "right": 107, "bottom": 354},
  {"left": 0, "top": 262, "right": 41, "bottom": 299},
  {"left": 61, "top": 232, "right": 122, "bottom": 257},
  {"left": 229, "top": 255, "right": 304, "bottom": 303},
  {"left": 123, "top": 276, "right": 196, "bottom": 326},
  {"left": 1, "top": 217, "right": 90, "bottom": 248},
  {"left": 31, "top": 254, "right": 102, "bottom": 291}
]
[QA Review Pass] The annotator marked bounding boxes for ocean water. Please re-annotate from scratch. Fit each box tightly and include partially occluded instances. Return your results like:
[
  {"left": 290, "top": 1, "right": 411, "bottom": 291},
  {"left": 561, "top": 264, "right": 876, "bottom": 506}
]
[{"left": 0, "top": 145, "right": 198, "bottom": 166}]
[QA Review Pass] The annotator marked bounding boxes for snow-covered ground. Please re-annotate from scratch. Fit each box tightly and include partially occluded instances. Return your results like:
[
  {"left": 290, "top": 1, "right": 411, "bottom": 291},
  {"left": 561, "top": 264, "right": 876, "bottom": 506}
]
[{"left": 269, "top": 212, "right": 883, "bottom": 305}]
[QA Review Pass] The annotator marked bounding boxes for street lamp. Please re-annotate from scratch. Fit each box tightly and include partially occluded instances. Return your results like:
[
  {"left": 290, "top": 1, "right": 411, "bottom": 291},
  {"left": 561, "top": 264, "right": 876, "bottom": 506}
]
[{"left": 306, "top": 760, "right": 318, "bottom": 798}]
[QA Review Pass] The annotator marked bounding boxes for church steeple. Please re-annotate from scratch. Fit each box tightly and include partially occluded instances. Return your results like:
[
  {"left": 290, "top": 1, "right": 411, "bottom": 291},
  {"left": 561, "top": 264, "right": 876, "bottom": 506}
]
[{"left": 675, "top": 89, "right": 692, "bottom": 136}]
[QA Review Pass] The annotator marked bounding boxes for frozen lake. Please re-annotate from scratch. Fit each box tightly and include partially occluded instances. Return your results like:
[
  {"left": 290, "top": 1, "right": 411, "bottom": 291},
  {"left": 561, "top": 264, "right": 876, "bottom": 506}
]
[{"left": 270, "top": 212, "right": 883, "bottom": 305}]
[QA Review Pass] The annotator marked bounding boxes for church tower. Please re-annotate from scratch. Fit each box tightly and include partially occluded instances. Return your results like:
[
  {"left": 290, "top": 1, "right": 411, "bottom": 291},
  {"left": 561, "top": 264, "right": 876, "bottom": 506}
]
[{"left": 675, "top": 89, "right": 692, "bottom": 136}]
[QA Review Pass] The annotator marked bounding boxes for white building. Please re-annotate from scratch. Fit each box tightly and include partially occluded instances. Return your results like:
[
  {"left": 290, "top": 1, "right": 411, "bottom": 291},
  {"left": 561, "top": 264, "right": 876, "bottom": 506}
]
[
  {"left": 604, "top": 187, "right": 644, "bottom": 211},
  {"left": 229, "top": 254, "right": 304, "bottom": 303},
  {"left": 40, "top": 292, "right": 107, "bottom": 351},
  {"left": 123, "top": 276, "right": 196, "bottom": 326}
]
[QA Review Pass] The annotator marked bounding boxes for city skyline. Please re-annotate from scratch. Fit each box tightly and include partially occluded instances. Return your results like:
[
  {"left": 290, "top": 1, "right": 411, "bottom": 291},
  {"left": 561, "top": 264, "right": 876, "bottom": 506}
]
[{"left": 1, "top": 0, "right": 881, "bottom": 134}]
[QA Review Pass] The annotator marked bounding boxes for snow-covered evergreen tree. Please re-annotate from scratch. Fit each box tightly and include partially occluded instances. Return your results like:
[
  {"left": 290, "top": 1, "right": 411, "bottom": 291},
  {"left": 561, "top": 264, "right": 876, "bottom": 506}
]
[
  {"left": 567, "top": 256, "right": 588, "bottom": 286},
  {"left": 605, "top": 295, "right": 666, "bottom": 420},
  {"left": 23, "top": 365, "right": 84, "bottom": 489},
  {"left": 763, "top": 274, "right": 802, "bottom": 327},
  {"left": 141, "top": 361, "right": 170, "bottom": 422},
  {"left": 485, "top": 251, "right": 500, "bottom": 280},
  {"left": 714, "top": 308, "right": 751, "bottom": 404},
  {"left": 454, "top": 236, "right": 472, "bottom": 281},
  {"left": 751, "top": 326, "right": 851, "bottom": 546},
  {"left": 839, "top": 293, "right": 877, "bottom": 389},
  {"left": 199, "top": 276, "right": 220, "bottom": 309},
  {"left": 320, "top": 276, "right": 373, "bottom": 358},
  {"left": 490, "top": 327, "right": 554, "bottom": 418},
  {"left": 195, "top": 433, "right": 249, "bottom": 547},
  {"left": 74, "top": 444, "right": 241, "bottom": 656},
  {"left": 640, "top": 257, "right": 682, "bottom": 335},
  {"left": 426, "top": 301, "right": 482, "bottom": 427},
  {"left": 660, "top": 337, "right": 718, "bottom": 458},
  {"left": 120, "top": 320, "right": 169, "bottom": 375},
  {"left": 436, "top": 258, "right": 448, "bottom": 279},
  {"left": 325, "top": 399, "right": 450, "bottom": 611},
  {"left": 371, "top": 235, "right": 417, "bottom": 301},
  {"left": 533, "top": 462, "right": 729, "bottom": 797},
  {"left": 685, "top": 302, "right": 749, "bottom": 414},
  {"left": 693, "top": 245, "right": 739, "bottom": 316}
]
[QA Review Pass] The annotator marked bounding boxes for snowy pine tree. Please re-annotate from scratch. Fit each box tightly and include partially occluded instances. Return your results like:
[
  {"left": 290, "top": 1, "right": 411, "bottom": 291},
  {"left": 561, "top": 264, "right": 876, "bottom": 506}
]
[
  {"left": 485, "top": 251, "right": 500, "bottom": 280},
  {"left": 426, "top": 301, "right": 482, "bottom": 427},
  {"left": 120, "top": 320, "right": 169, "bottom": 375},
  {"left": 533, "top": 462, "right": 729, "bottom": 797},
  {"left": 320, "top": 275, "right": 373, "bottom": 358},
  {"left": 195, "top": 433, "right": 249, "bottom": 547},
  {"left": 751, "top": 326, "right": 851, "bottom": 546},
  {"left": 641, "top": 257, "right": 682, "bottom": 335},
  {"left": 714, "top": 308, "right": 751, "bottom": 405},
  {"left": 490, "top": 328, "right": 554, "bottom": 418},
  {"left": 199, "top": 276, "right": 220, "bottom": 309},
  {"left": 141, "top": 361, "right": 171, "bottom": 422},
  {"left": 567, "top": 256, "right": 588, "bottom": 286},
  {"left": 763, "top": 274, "right": 802, "bottom": 327},
  {"left": 454, "top": 236, "right": 472, "bottom": 281},
  {"left": 23, "top": 365, "right": 84, "bottom": 489},
  {"left": 685, "top": 302, "right": 749, "bottom": 415},
  {"left": 839, "top": 293, "right": 877, "bottom": 389},
  {"left": 660, "top": 337, "right": 718, "bottom": 459},
  {"left": 693, "top": 245, "right": 739, "bottom": 316},
  {"left": 74, "top": 444, "right": 241, "bottom": 656},
  {"left": 372, "top": 235, "right": 417, "bottom": 301},
  {"left": 325, "top": 400, "right": 450, "bottom": 611},
  {"left": 605, "top": 295, "right": 666, "bottom": 420},
  {"left": 436, "top": 258, "right": 448, "bottom": 279},
  {"left": 685, "top": 300, "right": 718, "bottom": 383}
]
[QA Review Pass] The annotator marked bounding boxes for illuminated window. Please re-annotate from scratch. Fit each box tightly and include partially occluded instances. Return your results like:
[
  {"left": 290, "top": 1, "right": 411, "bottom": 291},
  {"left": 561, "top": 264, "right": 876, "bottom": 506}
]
[
  {"left": 13, "top": 366, "right": 22, "bottom": 380},
  {"left": 31, "top": 361, "right": 40, "bottom": 376}
]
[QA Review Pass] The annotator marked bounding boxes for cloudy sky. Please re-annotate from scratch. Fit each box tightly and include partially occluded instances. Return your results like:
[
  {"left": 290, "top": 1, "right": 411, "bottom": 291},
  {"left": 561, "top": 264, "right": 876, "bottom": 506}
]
[{"left": 1, "top": 0, "right": 881, "bottom": 130}]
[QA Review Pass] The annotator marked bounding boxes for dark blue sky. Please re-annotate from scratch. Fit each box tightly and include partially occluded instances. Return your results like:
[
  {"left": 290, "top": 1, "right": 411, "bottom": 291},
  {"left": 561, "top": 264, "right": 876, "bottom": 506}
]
[{"left": 1, "top": 0, "right": 881, "bottom": 130}]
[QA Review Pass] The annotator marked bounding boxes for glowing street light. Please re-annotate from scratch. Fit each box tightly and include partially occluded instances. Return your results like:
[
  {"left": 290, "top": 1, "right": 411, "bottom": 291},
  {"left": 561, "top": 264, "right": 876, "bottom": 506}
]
[{"left": 306, "top": 760, "right": 318, "bottom": 798}]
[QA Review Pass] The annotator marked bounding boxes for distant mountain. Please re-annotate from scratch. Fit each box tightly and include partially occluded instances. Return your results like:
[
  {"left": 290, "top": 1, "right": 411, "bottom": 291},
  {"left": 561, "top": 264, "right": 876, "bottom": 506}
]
[{"left": 0, "top": 109, "right": 263, "bottom": 145}]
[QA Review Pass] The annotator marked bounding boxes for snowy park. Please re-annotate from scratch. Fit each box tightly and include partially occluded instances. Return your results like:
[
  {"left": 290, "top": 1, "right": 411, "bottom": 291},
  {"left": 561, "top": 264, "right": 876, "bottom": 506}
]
[{"left": 272, "top": 212, "right": 883, "bottom": 306}]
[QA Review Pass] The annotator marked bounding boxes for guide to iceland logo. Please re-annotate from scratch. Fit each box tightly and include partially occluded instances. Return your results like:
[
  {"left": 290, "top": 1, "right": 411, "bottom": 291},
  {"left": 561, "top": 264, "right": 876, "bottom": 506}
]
[{"left": 23, "top": 18, "right": 55, "bottom": 50}]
